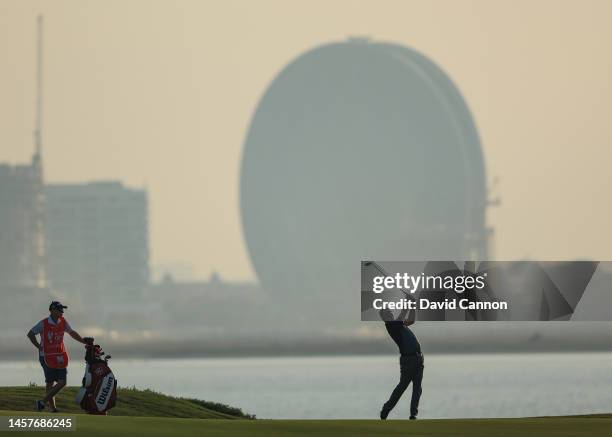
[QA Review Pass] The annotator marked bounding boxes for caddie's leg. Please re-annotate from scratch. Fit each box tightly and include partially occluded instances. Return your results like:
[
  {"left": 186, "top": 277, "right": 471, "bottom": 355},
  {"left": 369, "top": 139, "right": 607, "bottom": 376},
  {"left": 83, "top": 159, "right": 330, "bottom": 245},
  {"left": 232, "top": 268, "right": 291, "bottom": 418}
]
[
  {"left": 45, "top": 382, "right": 57, "bottom": 410},
  {"left": 43, "top": 380, "right": 66, "bottom": 404}
]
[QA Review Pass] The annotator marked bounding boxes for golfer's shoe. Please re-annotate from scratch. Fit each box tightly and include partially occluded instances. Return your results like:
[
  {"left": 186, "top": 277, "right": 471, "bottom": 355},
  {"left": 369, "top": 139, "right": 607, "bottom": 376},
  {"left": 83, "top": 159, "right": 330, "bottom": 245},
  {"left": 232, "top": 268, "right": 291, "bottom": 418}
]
[
  {"left": 409, "top": 415, "right": 417, "bottom": 420},
  {"left": 35, "top": 400, "right": 45, "bottom": 412},
  {"left": 380, "top": 408, "right": 389, "bottom": 420},
  {"left": 51, "top": 409, "right": 59, "bottom": 413}
]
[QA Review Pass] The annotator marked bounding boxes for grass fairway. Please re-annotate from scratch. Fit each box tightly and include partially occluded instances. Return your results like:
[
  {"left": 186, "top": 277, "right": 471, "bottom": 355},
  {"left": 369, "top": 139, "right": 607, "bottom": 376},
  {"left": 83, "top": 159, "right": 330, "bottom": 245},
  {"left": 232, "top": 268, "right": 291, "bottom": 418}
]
[
  {"left": 0, "top": 386, "right": 251, "bottom": 419},
  {"left": 1, "top": 411, "right": 611, "bottom": 436},
  {"left": 2, "top": 387, "right": 610, "bottom": 436}
]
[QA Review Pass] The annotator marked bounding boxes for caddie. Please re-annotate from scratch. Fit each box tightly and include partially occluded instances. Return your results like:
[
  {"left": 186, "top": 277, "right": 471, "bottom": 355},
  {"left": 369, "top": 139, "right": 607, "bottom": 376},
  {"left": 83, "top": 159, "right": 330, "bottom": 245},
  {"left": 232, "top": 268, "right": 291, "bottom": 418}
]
[{"left": 27, "top": 301, "right": 87, "bottom": 412}]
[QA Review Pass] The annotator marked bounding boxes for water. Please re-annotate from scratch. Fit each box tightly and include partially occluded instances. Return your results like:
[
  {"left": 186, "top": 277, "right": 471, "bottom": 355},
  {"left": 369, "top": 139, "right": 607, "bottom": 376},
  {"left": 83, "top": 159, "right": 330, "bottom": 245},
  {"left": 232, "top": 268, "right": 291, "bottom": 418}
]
[{"left": 2, "top": 353, "right": 612, "bottom": 419}]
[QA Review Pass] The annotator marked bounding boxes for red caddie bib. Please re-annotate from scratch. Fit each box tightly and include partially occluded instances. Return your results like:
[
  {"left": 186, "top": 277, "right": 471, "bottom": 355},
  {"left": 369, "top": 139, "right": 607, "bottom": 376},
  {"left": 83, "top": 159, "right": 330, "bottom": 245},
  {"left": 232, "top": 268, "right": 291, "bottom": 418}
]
[{"left": 42, "top": 317, "right": 69, "bottom": 369}]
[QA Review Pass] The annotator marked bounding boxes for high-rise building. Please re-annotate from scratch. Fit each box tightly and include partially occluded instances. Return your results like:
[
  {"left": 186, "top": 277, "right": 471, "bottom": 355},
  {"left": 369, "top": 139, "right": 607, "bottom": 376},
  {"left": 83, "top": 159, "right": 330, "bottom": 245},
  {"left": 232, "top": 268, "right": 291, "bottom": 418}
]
[
  {"left": 45, "top": 181, "right": 149, "bottom": 303},
  {"left": 0, "top": 16, "right": 47, "bottom": 290},
  {"left": 0, "top": 155, "right": 46, "bottom": 289}
]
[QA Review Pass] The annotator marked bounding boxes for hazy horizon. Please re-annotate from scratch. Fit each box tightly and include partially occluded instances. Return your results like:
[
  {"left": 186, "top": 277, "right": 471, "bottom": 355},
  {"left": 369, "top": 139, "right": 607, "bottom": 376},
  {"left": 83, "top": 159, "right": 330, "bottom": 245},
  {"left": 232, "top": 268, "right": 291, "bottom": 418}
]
[{"left": 2, "top": 0, "right": 612, "bottom": 281}]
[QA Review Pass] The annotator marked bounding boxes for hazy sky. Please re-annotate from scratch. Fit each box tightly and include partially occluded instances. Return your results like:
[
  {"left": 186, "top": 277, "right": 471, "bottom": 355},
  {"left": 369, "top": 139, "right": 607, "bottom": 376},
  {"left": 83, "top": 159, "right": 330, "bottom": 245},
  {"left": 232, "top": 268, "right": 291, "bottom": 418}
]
[{"left": 2, "top": 0, "right": 612, "bottom": 281}]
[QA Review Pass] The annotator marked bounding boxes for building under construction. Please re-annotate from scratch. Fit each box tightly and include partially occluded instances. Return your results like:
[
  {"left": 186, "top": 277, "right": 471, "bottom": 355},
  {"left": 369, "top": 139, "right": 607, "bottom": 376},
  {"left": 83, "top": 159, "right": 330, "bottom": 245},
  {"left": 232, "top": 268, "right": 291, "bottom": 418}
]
[
  {"left": 0, "top": 154, "right": 46, "bottom": 289},
  {"left": 0, "top": 16, "right": 149, "bottom": 323},
  {"left": 0, "top": 16, "right": 46, "bottom": 290}
]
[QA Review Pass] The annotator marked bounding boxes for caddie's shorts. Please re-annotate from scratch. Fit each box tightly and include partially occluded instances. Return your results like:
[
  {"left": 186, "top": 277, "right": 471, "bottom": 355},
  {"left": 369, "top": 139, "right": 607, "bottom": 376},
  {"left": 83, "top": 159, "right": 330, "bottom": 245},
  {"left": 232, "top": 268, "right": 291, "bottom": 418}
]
[{"left": 39, "top": 356, "right": 67, "bottom": 383}]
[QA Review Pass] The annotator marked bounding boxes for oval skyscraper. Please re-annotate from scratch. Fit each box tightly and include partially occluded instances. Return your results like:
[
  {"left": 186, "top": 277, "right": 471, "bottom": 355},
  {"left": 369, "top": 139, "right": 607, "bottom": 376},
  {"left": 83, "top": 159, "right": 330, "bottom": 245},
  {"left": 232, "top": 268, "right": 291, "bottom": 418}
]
[{"left": 241, "top": 39, "right": 489, "bottom": 323}]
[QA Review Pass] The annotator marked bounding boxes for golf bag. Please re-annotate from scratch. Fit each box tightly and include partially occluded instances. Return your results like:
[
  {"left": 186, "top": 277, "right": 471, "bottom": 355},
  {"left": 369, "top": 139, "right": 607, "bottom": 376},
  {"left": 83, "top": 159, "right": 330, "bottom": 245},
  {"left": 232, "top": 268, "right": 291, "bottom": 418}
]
[{"left": 75, "top": 337, "right": 117, "bottom": 415}]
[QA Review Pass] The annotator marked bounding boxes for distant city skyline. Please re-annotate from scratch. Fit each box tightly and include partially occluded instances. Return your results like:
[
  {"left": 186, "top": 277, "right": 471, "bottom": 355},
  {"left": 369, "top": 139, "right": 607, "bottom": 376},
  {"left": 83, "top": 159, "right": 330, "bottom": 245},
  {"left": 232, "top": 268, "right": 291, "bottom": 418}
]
[{"left": 2, "top": 1, "right": 612, "bottom": 280}]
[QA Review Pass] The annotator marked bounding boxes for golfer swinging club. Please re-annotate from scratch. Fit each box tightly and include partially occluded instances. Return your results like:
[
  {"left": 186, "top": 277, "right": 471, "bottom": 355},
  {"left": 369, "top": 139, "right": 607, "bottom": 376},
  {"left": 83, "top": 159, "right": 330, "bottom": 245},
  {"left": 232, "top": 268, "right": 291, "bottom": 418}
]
[
  {"left": 379, "top": 302, "right": 424, "bottom": 420},
  {"left": 27, "top": 301, "right": 87, "bottom": 412}
]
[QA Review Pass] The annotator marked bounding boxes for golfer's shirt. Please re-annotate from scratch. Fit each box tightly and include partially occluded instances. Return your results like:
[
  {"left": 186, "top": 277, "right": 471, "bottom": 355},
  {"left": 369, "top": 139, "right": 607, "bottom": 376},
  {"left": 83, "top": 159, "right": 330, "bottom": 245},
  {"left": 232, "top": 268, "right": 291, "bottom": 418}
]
[
  {"left": 385, "top": 321, "right": 421, "bottom": 356},
  {"left": 31, "top": 317, "right": 74, "bottom": 357}
]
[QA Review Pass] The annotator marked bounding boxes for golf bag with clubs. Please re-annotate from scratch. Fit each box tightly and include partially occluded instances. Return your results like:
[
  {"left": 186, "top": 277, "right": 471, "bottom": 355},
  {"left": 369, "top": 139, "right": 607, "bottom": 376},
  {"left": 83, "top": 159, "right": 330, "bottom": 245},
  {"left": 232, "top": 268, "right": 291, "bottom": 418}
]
[{"left": 75, "top": 337, "right": 117, "bottom": 415}]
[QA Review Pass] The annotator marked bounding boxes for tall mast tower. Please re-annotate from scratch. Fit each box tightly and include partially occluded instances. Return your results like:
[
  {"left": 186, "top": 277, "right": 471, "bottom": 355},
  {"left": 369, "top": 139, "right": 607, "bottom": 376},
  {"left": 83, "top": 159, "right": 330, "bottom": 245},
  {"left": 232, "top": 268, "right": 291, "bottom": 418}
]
[
  {"left": 32, "top": 14, "right": 47, "bottom": 287},
  {"left": 33, "top": 14, "right": 43, "bottom": 168},
  {"left": 0, "top": 15, "right": 47, "bottom": 290}
]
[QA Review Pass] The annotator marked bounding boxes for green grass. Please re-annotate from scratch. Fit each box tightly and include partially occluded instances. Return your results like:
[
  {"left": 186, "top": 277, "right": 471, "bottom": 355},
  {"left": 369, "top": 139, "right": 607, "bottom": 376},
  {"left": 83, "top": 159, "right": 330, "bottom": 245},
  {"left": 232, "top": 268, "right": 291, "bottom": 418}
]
[
  {"left": 0, "top": 411, "right": 611, "bottom": 436},
  {"left": 1, "top": 387, "right": 611, "bottom": 436},
  {"left": 0, "top": 386, "right": 252, "bottom": 419}
]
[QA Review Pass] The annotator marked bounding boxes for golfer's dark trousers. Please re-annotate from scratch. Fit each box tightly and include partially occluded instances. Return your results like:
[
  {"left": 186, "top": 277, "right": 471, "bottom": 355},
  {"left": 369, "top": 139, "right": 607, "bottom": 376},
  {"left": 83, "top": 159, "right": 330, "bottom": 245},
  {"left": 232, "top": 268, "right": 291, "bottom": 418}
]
[{"left": 383, "top": 353, "right": 424, "bottom": 417}]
